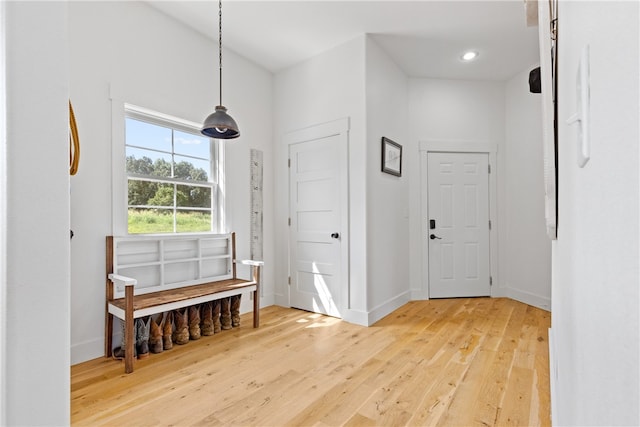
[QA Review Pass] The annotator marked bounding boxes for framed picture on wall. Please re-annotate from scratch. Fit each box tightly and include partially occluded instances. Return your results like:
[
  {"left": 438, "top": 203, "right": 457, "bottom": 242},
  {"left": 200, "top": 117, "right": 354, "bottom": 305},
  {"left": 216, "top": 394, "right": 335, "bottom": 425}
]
[{"left": 381, "top": 137, "right": 402, "bottom": 177}]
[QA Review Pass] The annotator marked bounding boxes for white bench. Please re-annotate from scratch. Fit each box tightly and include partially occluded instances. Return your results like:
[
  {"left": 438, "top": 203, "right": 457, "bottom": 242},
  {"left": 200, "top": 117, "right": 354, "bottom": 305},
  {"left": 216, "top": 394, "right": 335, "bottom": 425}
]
[{"left": 105, "top": 232, "right": 263, "bottom": 373}]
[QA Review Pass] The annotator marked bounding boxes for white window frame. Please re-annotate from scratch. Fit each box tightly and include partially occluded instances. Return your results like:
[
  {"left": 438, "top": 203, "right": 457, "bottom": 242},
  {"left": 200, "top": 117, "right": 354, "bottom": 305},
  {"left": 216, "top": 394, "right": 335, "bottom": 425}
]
[{"left": 111, "top": 102, "right": 225, "bottom": 235}]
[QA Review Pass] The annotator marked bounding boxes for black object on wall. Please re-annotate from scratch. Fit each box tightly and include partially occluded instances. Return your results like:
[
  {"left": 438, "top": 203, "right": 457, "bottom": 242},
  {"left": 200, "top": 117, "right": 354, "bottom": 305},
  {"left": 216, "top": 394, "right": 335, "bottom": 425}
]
[{"left": 529, "top": 67, "right": 542, "bottom": 93}]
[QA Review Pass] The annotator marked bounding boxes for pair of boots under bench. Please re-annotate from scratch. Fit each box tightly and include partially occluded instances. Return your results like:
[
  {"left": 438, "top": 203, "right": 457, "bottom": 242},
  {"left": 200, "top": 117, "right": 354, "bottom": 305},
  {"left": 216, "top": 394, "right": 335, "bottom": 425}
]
[{"left": 113, "top": 295, "right": 243, "bottom": 359}]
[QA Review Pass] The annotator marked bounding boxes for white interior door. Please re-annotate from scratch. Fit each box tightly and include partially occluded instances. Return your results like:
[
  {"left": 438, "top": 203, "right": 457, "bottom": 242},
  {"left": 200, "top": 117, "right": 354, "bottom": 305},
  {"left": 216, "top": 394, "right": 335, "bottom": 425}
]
[
  {"left": 288, "top": 121, "right": 348, "bottom": 318},
  {"left": 427, "top": 152, "right": 490, "bottom": 298}
]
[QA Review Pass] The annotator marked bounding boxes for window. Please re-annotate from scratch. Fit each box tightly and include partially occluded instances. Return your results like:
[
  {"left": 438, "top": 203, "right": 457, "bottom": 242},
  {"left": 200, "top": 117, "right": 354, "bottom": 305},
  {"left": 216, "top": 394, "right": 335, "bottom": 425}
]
[{"left": 124, "top": 109, "right": 220, "bottom": 234}]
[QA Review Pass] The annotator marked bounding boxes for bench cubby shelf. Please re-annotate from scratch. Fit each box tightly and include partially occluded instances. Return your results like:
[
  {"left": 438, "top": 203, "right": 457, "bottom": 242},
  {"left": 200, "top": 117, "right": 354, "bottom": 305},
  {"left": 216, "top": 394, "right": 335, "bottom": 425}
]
[{"left": 105, "top": 232, "right": 262, "bottom": 373}]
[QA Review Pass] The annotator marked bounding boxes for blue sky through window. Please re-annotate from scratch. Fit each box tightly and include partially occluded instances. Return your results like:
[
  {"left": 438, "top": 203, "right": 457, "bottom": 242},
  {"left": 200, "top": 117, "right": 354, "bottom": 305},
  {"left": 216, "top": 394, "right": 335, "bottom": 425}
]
[{"left": 125, "top": 118, "right": 211, "bottom": 162}]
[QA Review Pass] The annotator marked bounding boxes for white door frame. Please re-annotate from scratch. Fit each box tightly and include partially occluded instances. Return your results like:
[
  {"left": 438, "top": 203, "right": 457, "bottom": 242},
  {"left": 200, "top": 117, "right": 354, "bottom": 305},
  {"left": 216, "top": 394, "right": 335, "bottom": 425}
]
[
  {"left": 284, "top": 118, "right": 350, "bottom": 316},
  {"left": 419, "top": 140, "right": 499, "bottom": 299}
]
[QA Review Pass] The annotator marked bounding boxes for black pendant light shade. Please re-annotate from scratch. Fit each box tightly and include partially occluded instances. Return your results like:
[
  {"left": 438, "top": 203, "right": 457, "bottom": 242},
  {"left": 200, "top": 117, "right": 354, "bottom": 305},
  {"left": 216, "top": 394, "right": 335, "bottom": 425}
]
[
  {"left": 202, "top": 105, "right": 240, "bottom": 138},
  {"left": 201, "top": 0, "right": 240, "bottom": 139}
]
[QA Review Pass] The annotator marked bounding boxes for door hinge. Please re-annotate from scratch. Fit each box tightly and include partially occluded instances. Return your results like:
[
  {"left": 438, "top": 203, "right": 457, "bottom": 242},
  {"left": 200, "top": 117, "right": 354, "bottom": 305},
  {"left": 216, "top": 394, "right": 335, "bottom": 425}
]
[
  {"left": 489, "top": 220, "right": 492, "bottom": 230},
  {"left": 288, "top": 217, "right": 291, "bottom": 226},
  {"left": 288, "top": 276, "right": 291, "bottom": 285},
  {"left": 488, "top": 164, "right": 491, "bottom": 174},
  {"left": 490, "top": 276, "right": 493, "bottom": 286},
  {"left": 288, "top": 158, "right": 291, "bottom": 168}
]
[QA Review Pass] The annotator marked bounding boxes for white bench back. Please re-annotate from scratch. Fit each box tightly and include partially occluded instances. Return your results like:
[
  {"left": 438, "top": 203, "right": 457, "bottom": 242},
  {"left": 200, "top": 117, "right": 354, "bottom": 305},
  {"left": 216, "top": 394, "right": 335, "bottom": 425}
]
[{"left": 111, "top": 233, "right": 234, "bottom": 298}]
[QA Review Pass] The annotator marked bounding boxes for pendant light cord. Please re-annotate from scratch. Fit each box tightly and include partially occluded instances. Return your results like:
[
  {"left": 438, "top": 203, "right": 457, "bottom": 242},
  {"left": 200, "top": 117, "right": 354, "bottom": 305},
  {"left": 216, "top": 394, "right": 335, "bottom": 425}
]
[{"left": 218, "top": 0, "right": 223, "bottom": 107}]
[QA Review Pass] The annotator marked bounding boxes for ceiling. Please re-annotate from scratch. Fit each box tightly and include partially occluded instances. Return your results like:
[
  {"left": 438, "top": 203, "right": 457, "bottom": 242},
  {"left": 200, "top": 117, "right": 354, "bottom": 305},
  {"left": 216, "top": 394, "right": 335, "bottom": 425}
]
[{"left": 148, "top": 0, "right": 540, "bottom": 81}]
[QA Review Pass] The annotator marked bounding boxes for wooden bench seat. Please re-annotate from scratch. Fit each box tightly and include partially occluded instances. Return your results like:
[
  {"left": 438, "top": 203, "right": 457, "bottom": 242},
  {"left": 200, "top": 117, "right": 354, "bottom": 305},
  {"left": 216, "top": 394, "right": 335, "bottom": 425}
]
[
  {"left": 108, "top": 277, "right": 258, "bottom": 316},
  {"left": 105, "top": 232, "right": 262, "bottom": 373}
]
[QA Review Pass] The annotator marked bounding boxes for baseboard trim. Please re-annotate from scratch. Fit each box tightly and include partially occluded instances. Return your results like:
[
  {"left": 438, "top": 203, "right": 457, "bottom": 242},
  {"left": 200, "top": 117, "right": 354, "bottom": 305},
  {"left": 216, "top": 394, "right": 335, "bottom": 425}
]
[
  {"left": 341, "top": 309, "right": 369, "bottom": 326},
  {"left": 548, "top": 327, "right": 558, "bottom": 426},
  {"left": 71, "top": 338, "right": 104, "bottom": 366},
  {"left": 256, "top": 294, "right": 275, "bottom": 308},
  {"left": 366, "top": 291, "right": 412, "bottom": 326},
  {"left": 506, "top": 287, "right": 551, "bottom": 311},
  {"left": 274, "top": 293, "right": 288, "bottom": 308}
]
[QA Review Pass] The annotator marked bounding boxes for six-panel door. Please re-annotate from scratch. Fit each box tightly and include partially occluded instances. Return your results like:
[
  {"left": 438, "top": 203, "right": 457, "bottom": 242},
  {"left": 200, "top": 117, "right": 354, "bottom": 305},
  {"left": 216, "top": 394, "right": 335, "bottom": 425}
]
[{"left": 427, "top": 152, "right": 491, "bottom": 298}]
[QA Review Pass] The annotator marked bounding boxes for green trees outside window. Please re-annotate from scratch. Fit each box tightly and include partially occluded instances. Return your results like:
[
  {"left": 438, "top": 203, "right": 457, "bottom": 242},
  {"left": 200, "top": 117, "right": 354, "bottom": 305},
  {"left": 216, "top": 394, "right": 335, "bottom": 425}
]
[{"left": 125, "top": 116, "right": 216, "bottom": 234}]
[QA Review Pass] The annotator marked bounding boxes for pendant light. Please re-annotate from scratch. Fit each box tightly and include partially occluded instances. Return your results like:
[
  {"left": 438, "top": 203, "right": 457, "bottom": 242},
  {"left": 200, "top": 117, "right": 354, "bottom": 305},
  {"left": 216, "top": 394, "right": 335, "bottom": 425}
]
[{"left": 201, "top": 0, "right": 240, "bottom": 139}]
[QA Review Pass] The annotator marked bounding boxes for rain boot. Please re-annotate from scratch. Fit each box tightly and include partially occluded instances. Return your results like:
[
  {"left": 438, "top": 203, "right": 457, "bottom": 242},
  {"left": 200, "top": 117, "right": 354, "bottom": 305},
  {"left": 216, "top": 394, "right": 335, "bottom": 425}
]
[
  {"left": 172, "top": 308, "right": 190, "bottom": 345},
  {"left": 212, "top": 300, "right": 222, "bottom": 333},
  {"left": 112, "top": 319, "right": 135, "bottom": 360},
  {"left": 163, "top": 311, "right": 173, "bottom": 351},
  {"left": 149, "top": 314, "right": 163, "bottom": 354},
  {"left": 189, "top": 305, "right": 201, "bottom": 340},
  {"left": 230, "top": 295, "right": 241, "bottom": 327},
  {"left": 200, "top": 301, "right": 214, "bottom": 336},
  {"left": 136, "top": 316, "right": 150, "bottom": 359},
  {"left": 220, "top": 297, "right": 232, "bottom": 330}
]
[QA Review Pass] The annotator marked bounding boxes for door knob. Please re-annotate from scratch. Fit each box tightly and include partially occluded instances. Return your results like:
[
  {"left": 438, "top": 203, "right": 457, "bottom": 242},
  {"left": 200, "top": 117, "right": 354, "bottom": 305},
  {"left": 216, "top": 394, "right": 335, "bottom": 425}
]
[
  {"left": 331, "top": 232, "right": 340, "bottom": 239},
  {"left": 430, "top": 234, "right": 442, "bottom": 240}
]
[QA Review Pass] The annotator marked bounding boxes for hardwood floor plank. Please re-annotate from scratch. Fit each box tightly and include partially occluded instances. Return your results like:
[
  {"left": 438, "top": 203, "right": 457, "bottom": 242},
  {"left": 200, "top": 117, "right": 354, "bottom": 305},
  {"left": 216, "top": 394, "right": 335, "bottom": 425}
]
[
  {"left": 225, "top": 327, "right": 395, "bottom": 426},
  {"left": 434, "top": 299, "right": 504, "bottom": 426},
  {"left": 71, "top": 298, "right": 551, "bottom": 426},
  {"left": 438, "top": 299, "right": 530, "bottom": 426},
  {"left": 283, "top": 358, "right": 382, "bottom": 427},
  {"left": 370, "top": 301, "right": 490, "bottom": 425},
  {"left": 534, "top": 308, "right": 552, "bottom": 427},
  {"left": 481, "top": 298, "right": 516, "bottom": 351},
  {"left": 407, "top": 359, "right": 470, "bottom": 426},
  {"left": 342, "top": 412, "right": 378, "bottom": 427},
  {"left": 437, "top": 348, "right": 499, "bottom": 427},
  {"left": 496, "top": 366, "right": 535, "bottom": 426}
]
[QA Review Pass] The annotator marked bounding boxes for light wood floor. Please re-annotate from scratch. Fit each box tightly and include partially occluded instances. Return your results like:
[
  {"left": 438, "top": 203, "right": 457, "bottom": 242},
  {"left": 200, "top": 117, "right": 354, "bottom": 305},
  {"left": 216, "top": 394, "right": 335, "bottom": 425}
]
[{"left": 71, "top": 298, "right": 551, "bottom": 426}]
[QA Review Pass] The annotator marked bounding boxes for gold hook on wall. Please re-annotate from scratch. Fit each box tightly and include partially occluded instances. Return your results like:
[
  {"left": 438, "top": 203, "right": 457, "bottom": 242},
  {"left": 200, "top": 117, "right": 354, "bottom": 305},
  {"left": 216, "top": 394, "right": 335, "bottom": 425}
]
[{"left": 69, "top": 100, "right": 80, "bottom": 175}]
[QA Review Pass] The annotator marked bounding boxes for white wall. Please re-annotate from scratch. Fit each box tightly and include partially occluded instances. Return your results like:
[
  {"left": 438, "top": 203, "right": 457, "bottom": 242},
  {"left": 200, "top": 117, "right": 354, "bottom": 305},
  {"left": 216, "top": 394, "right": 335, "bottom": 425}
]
[
  {"left": 274, "top": 37, "right": 550, "bottom": 325},
  {"left": 504, "top": 67, "right": 551, "bottom": 310},
  {"left": 0, "top": 3, "right": 6, "bottom": 423},
  {"left": 68, "top": 1, "right": 274, "bottom": 364},
  {"left": 273, "top": 36, "right": 369, "bottom": 324},
  {"left": 408, "top": 78, "right": 507, "bottom": 297},
  {"left": 4, "top": 2, "right": 70, "bottom": 424},
  {"left": 551, "top": 1, "right": 639, "bottom": 425},
  {"left": 409, "top": 79, "right": 507, "bottom": 142},
  {"left": 364, "top": 37, "right": 411, "bottom": 322},
  {"left": 408, "top": 76, "right": 551, "bottom": 308}
]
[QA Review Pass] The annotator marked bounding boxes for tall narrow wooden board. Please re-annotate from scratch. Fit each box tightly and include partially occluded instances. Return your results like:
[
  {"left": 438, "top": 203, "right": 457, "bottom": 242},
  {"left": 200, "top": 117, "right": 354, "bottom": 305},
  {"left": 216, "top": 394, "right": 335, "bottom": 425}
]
[{"left": 250, "top": 149, "right": 264, "bottom": 262}]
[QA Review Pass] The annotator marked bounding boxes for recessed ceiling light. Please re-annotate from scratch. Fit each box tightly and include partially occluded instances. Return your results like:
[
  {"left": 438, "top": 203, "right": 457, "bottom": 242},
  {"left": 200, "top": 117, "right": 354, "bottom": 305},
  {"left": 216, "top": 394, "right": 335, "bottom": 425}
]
[{"left": 461, "top": 51, "right": 479, "bottom": 61}]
